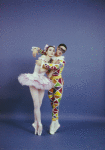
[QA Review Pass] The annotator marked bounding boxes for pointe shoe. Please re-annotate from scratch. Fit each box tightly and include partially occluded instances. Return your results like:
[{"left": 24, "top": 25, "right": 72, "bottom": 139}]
[
  {"left": 32, "top": 122, "right": 38, "bottom": 135},
  {"left": 38, "top": 123, "right": 43, "bottom": 136}
]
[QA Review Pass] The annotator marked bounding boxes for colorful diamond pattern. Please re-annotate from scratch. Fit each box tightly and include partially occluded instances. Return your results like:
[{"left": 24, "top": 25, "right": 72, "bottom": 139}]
[{"left": 48, "top": 78, "right": 63, "bottom": 121}]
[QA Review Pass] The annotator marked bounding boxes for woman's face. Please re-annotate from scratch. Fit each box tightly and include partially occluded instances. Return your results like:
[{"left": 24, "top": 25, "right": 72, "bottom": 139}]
[{"left": 46, "top": 47, "right": 55, "bottom": 57}]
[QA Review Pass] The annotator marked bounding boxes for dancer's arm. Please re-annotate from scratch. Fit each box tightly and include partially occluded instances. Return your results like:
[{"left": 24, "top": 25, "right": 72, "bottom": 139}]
[
  {"left": 36, "top": 59, "right": 65, "bottom": 70},
  {"left": 31, "top": 47, "right": 46, "bottom": 57},
  {"left": 41, "top": 60, "right": 65, "bottom": 70}
]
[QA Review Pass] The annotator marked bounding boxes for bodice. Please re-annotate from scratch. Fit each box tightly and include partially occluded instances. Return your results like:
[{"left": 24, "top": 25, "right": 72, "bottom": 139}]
[
  {"left": 33, "top": 64, "right": 45, "bottom": 75},
  {"left": 33, "top": 56, "right": 47, "bottom": 75}
]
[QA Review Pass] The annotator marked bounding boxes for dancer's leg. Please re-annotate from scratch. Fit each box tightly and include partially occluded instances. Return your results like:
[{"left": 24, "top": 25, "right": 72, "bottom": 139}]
[
  {"left": 48, "top": 88, "right": 56, "bottom": 134},
  {"left": 37, "top": 89, "right": 45, "bottom": 135},
  {"left": 39, "top": 89, "right": 45, "bottom": 107},
  {"left": 52, "top": 78, "right": 63, "bottom": 121},
  {"left": 29, "top": 86, "right": 38, "bottom": 134},
  {"left": 48, "top": 88, "right": 54, "bottom": 108},
  {"left": 29, "top": 86, "right": 42, "bottom": 135},
  {"left": 49, "top": 87, "right": 63, "bottom": 134},
  {"left": 49, "top": 78, "right": 63, "bottom": 134}
]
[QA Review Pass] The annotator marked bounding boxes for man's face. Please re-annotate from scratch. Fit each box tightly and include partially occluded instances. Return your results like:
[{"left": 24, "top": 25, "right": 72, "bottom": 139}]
[{"left": 56, "top": 46, "right": 66, "bottom": 56}]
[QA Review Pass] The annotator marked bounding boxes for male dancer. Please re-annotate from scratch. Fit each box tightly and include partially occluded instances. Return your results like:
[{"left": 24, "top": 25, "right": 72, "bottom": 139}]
[{"left": 32, "top": 44, "right": 67, "bottom": 134}]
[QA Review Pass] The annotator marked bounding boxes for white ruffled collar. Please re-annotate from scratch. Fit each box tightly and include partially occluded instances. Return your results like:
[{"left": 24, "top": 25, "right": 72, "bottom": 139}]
[{"left": 52, "top": 56, "right": 65, "bottom": 61}]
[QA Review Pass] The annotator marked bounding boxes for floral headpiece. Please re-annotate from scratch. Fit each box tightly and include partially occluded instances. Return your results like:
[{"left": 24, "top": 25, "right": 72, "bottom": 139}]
[
  {"left": 44, "top": 44, "right": 55, "bottom": 51},
  {"left": 44, "top": 44, "right": 49, "bottom": 51}
]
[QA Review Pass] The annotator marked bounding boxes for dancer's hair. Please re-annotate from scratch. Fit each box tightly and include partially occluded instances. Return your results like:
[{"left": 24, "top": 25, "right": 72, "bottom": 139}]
[
  {"left": 46, "top": 46, "right": 55, "bottom": 52},
  {"left": 58, "top": 43, "right": 67, "bottom": 50},
  {"left": 45, "top": 46, "right": 55, "bottom": 63}
]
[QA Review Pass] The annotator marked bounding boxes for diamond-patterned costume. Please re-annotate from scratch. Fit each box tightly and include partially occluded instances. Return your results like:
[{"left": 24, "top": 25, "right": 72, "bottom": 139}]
[
  {"left": 42, "top": 57, "right": 65, "bottom": 121},
  {"left": 39, "top": 50, "right": 65, "bottom": 121},
  {"left": 48, "top": 77, "right": 63, "bottom": 121}
]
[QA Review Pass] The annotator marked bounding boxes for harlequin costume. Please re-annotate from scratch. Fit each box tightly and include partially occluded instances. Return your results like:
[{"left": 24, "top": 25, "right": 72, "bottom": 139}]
[{"left": 39, "top": 49, "right": 65, "bottom": 121}]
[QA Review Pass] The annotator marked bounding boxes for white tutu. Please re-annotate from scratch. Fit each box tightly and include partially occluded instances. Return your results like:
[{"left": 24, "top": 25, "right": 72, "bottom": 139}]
[{"left": 18, "top": 72, "right": 54, "bottom": 90}]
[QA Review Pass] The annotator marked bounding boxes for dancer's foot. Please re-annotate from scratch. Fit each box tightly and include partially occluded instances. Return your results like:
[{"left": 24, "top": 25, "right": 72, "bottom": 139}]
[
  {"left": 54, "top": 120, "right": 60, "bottom": 133},
  {"left": 32, "top": 122, "right": 38, "bottom": 135},
  {"left": 38, "top": 123, "right": 43, "bottom": 136},
  {"left": 49, "top": 120, "right": 60, "bottom": 135},
  {"left": 49, "top": 121, "right": 55, "bottom": 135}
]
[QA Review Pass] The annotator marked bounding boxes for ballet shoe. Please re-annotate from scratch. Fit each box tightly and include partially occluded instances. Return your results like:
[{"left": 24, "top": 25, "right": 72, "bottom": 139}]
[
  {"left": 50, "top": 121, "right": 60, "bottom": 135},
  {"left": 49, "top": 121, "right": 55, "bottom": 135},
  {"left": 32, "top": 122, "right": 38, "bottom": 135},
  {"left": 53, "top": 122, "right": 60, "bottom": 133},
  {"left": 38, "top": 123, "right": 43, "bottom": 136}
]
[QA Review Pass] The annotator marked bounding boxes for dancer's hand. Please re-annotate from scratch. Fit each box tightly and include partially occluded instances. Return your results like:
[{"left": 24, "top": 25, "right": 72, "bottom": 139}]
[
  {"left": 54, "top": 60, "right": 60, "bottom": 64},
  {"left": 32, "top": 47, "right": 40, "bottom": 57},
  {"left": 36, "top": 60, "right": 42, "bottom": 66}
]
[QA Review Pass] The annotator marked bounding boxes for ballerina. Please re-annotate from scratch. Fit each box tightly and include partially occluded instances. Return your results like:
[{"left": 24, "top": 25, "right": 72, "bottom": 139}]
[{"left": 18, "top": 45, "right": 55, "bottom": 135}]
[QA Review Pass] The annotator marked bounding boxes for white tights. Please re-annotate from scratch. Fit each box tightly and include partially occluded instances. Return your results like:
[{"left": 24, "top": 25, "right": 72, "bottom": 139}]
[{"left": 29, "top": 86, "right": 45, "bottom": 135}]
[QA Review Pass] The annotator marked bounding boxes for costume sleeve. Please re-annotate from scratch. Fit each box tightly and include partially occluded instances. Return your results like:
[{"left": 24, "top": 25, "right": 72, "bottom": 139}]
[
  {"left": 38, "top": 49, "right": 46, "bottom": 55},
  {"left": 42, "top": 60, "right": 65, "bottom": 70},
  {"left": 31, "top": 47, "right": 46, "bottom": 55}
]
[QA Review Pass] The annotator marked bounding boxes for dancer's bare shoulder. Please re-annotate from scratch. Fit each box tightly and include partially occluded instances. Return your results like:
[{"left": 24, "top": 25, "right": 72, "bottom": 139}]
[{"left": 39, "top": 55, "right": 46, "bottom": 59}]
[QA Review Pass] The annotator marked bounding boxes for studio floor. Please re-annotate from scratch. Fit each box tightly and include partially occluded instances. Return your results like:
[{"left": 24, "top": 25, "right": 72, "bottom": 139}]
[{"left": 0, "top": 114, "right": 105, "bottom": 150}]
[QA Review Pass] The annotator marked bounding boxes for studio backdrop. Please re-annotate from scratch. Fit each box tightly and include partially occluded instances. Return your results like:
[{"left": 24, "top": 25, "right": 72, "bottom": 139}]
[{"left": 0, "top": 0, "right": 105, "bottom": 121}]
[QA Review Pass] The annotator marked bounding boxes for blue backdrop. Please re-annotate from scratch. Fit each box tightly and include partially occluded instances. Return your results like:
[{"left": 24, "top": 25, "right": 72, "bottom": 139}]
[{"left": 0, "top": 0, "right": 105, "bottom": 121}]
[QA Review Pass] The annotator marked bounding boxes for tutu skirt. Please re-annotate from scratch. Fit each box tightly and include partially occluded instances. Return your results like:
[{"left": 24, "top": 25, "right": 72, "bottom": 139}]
[{"left": 18, "top": 73, "right": 54, "bottom": 90}]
